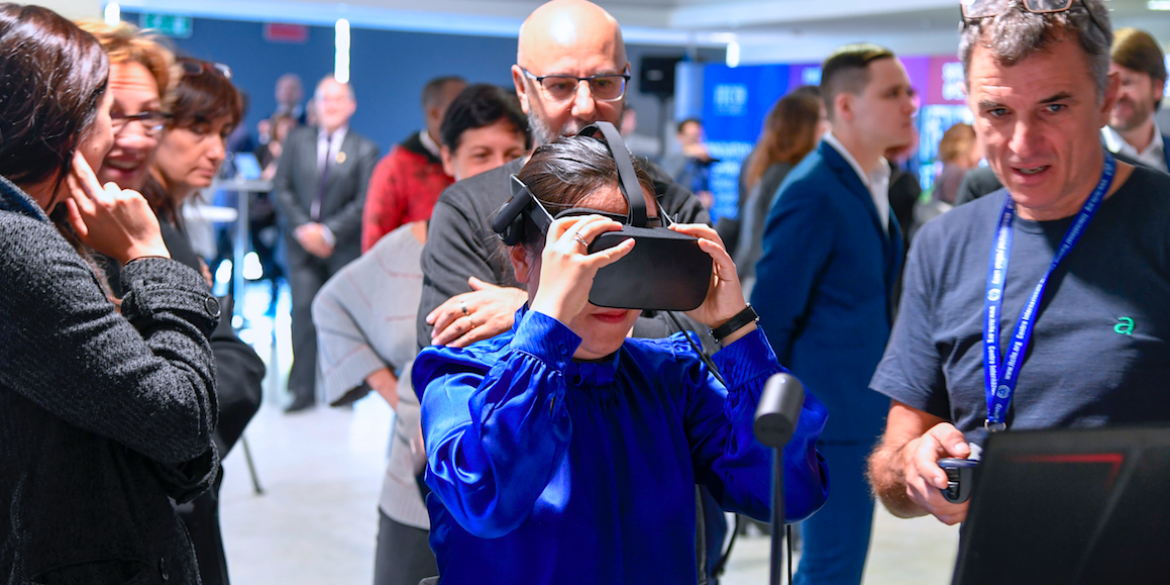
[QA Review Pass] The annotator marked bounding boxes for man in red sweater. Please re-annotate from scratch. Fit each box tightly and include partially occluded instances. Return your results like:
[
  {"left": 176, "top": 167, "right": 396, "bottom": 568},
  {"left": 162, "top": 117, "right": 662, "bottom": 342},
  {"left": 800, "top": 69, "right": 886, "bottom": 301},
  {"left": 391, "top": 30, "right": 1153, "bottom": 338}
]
[{"left": 361, "top": 76, "right": 466, "bottom": 252}]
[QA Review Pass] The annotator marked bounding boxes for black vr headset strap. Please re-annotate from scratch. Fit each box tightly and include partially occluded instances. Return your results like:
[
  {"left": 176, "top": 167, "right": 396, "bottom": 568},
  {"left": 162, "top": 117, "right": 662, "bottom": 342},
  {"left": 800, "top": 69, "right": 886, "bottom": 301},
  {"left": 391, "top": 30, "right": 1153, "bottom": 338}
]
[
  {"left": 579, "top": 121, "right": 649, "bottom": 227},
  {"left": 492, "top": 175, "right": 551, "bottom": 245}
]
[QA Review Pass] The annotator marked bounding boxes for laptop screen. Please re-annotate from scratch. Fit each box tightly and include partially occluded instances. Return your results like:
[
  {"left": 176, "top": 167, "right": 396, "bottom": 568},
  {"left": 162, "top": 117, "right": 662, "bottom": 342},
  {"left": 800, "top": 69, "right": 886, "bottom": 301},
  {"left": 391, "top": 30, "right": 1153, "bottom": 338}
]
[{"left": 953, "top": 426, "right": 1170, "bottom": 584}]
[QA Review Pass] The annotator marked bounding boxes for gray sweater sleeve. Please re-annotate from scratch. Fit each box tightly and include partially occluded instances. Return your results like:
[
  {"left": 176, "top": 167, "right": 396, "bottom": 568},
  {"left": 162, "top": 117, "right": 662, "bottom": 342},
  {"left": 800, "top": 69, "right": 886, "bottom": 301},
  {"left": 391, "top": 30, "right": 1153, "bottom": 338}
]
[
  {"left": 0, "top": 217, "right": 218, "bottom": 466},
  {"left": 312, "top": 272, "right": 389, "bottom": 406}
]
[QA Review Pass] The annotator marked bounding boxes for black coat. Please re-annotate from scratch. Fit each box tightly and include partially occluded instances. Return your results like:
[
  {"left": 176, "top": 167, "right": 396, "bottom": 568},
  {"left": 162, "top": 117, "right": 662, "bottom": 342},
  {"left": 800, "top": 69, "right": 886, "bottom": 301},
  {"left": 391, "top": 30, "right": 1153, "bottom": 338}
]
[{"left": 0, "top": 177, "right": 220, "bottom": 585}]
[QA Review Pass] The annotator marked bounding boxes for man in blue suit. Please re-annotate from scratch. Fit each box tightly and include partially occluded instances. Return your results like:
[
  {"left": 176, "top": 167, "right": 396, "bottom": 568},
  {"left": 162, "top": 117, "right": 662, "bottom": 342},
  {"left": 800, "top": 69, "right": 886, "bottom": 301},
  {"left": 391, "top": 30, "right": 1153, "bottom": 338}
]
[{"left": 751, "top": 43, "right": 916, "bottom": 585}]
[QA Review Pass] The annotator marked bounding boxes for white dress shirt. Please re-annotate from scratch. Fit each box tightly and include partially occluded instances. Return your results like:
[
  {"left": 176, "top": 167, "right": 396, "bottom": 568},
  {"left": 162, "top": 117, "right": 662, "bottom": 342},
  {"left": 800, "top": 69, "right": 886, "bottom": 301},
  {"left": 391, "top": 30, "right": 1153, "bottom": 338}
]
[
  {"left": 317, "top": 126, "right": 349, "bottom": 174},
  {"left": 1102, "top": 123, "right": 1168, "bottom": 172},
  {"left": 419, "top": 130, "right": 441, "bottom": 159},
  {"left": 822, "top": 132, "right": 891, "bottom": 233}
]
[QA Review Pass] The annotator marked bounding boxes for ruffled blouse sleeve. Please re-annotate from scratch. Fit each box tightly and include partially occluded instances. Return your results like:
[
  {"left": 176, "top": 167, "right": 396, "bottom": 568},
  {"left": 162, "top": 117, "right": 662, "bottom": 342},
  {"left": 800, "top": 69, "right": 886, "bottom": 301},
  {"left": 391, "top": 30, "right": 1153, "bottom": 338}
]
[
  {"left": 681, "top": 327, "right": 829, "bottom": 523},
  {"left": 413, "top": 309, "right": 577, "bottom": 538}
]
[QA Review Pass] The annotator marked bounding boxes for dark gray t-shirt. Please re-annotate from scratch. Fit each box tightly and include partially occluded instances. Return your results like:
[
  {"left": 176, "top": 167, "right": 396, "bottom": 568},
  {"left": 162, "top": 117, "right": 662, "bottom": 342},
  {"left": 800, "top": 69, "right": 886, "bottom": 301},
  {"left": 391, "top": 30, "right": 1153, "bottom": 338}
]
[{"left": 871, "top": 167, "right": 1170, "bottom": 434}]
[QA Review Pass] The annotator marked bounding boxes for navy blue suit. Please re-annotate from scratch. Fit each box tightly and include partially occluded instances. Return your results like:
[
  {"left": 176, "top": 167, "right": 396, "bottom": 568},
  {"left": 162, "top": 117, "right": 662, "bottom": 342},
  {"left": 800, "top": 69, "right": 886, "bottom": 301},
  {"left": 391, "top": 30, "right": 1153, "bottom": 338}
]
[{"left": 751, "top": 140, "right": 903, "bottom": 585}]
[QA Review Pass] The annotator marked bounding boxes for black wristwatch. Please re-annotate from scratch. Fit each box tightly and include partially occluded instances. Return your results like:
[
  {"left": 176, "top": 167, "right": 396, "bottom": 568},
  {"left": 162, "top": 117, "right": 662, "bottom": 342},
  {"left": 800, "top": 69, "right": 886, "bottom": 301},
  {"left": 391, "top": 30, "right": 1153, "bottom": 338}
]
[{"left": 709, "top": 304, "right": 759, "bottom": 344}]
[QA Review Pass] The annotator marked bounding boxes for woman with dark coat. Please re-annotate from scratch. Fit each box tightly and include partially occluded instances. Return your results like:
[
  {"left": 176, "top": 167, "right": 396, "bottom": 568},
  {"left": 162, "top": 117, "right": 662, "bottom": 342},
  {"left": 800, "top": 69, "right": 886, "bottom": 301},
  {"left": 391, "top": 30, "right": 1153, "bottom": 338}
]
[{"left": 0, "top": 5, "right": 219, "bottom": 584}]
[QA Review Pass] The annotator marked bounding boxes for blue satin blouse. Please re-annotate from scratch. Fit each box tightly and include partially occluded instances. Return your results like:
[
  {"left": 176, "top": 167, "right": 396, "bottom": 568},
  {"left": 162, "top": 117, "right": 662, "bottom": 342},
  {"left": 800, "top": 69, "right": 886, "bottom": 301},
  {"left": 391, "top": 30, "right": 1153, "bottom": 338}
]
[{"left": 413, "top": 307, "right": 829, "bottom": 584}]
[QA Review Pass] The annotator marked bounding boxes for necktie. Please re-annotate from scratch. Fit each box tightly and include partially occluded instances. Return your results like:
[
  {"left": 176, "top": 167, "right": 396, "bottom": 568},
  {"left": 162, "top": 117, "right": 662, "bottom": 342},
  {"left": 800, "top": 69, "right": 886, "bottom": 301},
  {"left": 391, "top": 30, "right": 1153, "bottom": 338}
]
[{"left": 312, "top": 133, "right": 334, "bottom": 221}]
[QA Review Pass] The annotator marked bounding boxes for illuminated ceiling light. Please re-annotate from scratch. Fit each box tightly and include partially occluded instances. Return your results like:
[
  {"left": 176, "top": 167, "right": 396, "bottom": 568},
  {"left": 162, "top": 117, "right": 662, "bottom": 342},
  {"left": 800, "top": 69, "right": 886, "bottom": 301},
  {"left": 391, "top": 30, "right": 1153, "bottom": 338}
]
[
  {"left": 335, "top": 18, "right": 351, "bottom": 84},
  {"left": 104, "top": 2, "right": 120, "bottom": 25},
  {"left": 1149, "top": 1, "right": 1170, "bottom": 9},
  {"left": 726, "top": 39, "right": 740, "bottom": 68}
]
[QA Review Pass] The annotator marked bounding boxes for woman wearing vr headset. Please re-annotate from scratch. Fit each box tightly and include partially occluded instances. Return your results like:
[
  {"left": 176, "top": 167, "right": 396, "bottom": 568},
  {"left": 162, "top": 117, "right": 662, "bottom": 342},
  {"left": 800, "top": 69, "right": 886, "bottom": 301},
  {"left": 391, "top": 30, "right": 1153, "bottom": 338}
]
[{"left": 412, "top": 129, "right": 828, "bottom": 583}]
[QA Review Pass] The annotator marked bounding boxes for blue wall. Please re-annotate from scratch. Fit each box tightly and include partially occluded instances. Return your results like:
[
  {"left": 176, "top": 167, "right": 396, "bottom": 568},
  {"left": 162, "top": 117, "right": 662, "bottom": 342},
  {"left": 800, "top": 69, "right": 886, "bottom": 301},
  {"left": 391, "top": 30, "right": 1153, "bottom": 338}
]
[{"left": 123, "top": 12, "right": 721, "bottom": 155}]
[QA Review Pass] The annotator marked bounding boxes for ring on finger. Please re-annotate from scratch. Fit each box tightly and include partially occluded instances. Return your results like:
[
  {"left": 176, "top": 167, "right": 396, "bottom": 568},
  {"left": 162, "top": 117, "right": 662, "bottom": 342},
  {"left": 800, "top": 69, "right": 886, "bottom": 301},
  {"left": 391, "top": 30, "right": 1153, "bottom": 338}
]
[
  {"left": 459, "top": 301, "right": 469, "bottom": 316},
  {"left": 572, "top": 234, "right": 588, "bottom": 247}
]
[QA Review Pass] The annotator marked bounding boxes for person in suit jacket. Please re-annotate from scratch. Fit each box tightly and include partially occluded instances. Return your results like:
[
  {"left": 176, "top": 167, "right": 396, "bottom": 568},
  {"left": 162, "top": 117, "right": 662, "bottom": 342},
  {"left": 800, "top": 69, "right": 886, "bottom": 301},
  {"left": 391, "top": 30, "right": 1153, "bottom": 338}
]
[
  {"left": 750, "top": 44, "right": 915, "bottom": 585},
  {"left": 274, "top": 75, "right": 379, "bottom": 412}
]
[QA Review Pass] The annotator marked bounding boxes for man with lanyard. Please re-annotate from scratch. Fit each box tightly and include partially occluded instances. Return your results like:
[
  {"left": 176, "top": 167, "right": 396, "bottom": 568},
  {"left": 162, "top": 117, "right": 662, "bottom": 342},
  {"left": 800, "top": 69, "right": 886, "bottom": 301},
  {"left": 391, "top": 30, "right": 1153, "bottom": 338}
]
[
  {"left": 1102, "top": 28, "right": 1170, "bottom": 173},
  {"left": 954, "top": 27, "right": 1169, "bottom": 206},
  {"left": 867, "top": 0, "right": 1170, "bottom": 526}
]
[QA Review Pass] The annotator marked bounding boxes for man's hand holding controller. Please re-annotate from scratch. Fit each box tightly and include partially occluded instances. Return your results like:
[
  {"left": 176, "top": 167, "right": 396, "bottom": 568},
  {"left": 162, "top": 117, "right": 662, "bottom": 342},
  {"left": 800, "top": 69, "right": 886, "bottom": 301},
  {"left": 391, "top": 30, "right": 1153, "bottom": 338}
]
[{"left": 901, "top": 422, "right": 973, "bottom": 525}]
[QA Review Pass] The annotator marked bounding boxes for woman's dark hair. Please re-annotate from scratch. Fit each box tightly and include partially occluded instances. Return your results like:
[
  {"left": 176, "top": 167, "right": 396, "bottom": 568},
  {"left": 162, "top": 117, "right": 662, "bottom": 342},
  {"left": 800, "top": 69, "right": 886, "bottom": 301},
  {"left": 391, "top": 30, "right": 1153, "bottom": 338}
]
[
  {"left": 513, "top": 133, "right": 656, "bottom": 252},
  {"left": 440, "top": 84, "right": 532, "bottom": 153},
  {"left": 0, "top": 3, "right": 109, "bottom": 188},
  {"left": 149, "top": 57, "right": 242, "bottom": 221},
  {"left": 168, "top": 57, "right": 243, "bottom": 133}
]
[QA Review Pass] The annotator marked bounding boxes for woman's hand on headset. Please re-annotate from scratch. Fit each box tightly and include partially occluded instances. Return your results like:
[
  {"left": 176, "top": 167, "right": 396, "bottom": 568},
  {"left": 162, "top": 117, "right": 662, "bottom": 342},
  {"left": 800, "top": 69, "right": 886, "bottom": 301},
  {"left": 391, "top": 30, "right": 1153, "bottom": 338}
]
[
  {"left": 528, "top": 215, "right": 634, "bottom": 326},
  {"left": 670, "top": 223, "right": 755, "bottom": 343}
]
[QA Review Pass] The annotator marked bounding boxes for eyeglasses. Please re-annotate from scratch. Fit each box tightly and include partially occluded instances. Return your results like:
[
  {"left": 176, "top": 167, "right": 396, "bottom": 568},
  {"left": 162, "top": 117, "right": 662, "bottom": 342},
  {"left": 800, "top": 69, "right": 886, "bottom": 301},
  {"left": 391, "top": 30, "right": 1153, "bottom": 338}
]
[
  {"left": 960, "top": 0, "right": 1105, "bottom": 35},
  {"left": 111, "top": 110, "right": 168, "bottom": 136},
  {"left": 179, "top": 60, "right": 232, "bottom": 80},
  {"left": 521, "top": 67, "right": 631, "bottom": 103}
]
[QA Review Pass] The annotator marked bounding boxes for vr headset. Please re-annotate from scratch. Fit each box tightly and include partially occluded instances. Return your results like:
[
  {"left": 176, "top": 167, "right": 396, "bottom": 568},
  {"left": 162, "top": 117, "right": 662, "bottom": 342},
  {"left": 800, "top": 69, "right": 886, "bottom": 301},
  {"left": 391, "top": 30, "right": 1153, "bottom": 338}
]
[{"left": 491, "top": 121, "right": 712, "bottom": 311}]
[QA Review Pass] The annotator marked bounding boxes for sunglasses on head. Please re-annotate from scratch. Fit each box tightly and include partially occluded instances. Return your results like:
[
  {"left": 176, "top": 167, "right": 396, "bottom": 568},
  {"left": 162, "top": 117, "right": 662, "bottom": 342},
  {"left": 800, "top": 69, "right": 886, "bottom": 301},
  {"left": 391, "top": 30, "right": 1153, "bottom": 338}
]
[
  {"left": 179, "top": 60, "right": 232, "bottom": 80},
  {"left": 960, "top": 0, "right": 1105, "bottom": 34}
]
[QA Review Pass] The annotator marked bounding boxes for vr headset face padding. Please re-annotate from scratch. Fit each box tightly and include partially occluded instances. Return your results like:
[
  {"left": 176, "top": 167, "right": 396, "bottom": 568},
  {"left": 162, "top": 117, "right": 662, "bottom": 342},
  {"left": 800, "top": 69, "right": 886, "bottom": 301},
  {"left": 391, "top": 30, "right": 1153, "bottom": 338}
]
[{"left": 491, "top": 121, "right": 713, "bottom": 312}]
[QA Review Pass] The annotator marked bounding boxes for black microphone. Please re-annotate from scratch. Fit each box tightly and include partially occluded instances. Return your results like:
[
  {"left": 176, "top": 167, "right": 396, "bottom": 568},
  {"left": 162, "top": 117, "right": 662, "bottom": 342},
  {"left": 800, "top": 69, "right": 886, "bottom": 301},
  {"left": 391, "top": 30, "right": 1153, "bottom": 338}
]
[
  {"left": 754, "top": 373, "right": 805, "bottom": 585},
  {"left": 755, "top": 373, "right": 804, "bottom": 448}
]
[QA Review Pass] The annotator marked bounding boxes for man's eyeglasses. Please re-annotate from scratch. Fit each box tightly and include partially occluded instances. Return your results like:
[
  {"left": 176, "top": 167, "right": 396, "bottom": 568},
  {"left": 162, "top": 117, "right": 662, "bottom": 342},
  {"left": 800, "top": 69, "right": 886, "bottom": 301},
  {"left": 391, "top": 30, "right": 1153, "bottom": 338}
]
[
  {"left": 179, "top": 60, "right": 232, "bottom": 80},
  {"left": 960, "top": 0, "right": 1105, "bottom": 34},
  {"left": 521, "top": 67, "right": 631, "bottom": 103},
  {"left": 111, "top": 110, "right": 168, "bottom": 136}
]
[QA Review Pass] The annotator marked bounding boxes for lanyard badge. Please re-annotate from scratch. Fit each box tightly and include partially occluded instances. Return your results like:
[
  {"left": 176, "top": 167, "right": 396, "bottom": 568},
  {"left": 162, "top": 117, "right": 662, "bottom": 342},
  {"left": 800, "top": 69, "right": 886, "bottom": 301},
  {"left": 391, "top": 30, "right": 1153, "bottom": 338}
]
[{"left": 982, "top": 153, "right": 1116, "bottom": 432}]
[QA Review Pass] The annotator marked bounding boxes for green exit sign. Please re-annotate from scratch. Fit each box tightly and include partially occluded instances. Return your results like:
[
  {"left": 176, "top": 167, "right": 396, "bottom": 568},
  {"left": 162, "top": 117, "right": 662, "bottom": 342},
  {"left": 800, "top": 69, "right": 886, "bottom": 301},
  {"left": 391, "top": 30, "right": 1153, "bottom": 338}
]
[{"left": 139, "top": 13, "right": 192, "bottom": 38}]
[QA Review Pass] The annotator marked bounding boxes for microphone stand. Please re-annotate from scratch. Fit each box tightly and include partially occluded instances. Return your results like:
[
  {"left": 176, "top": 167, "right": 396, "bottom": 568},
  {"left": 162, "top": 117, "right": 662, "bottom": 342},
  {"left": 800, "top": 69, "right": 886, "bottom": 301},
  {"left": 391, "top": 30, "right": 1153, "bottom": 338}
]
[{"left": 754, "top": 373, "right": 805, "bottom": 585}]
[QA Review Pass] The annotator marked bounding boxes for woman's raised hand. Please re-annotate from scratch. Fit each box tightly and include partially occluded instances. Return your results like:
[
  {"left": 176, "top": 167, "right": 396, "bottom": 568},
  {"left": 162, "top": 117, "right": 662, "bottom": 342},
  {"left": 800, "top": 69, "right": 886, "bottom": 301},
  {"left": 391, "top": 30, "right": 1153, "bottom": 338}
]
[
  {"left": 670, "top": 223, "right": 751, "bottom": 332},
  {"left": 63, "top": 153, "right": 170, "bottom": 265},
  {"left": 529, "top": 215, "right": 635, "bottom": 325}
]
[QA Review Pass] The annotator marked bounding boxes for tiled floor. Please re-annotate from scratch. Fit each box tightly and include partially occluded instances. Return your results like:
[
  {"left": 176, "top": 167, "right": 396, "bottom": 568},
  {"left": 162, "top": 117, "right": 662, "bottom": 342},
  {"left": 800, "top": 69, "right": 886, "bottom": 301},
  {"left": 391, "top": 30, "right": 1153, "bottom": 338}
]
[{"left": 217, "top": 282, "right": 959, "bottom": 584}]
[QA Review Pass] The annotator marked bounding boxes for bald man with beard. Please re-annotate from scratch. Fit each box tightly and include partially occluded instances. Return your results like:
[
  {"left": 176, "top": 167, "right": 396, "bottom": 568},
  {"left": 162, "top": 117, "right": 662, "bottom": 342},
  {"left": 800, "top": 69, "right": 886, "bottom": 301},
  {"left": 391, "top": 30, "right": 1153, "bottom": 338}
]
[
  {"left": 417, "top": 0, "right": 709, "bottom": 351},
  {"left": 412, "top": 1, "right": 719, "bottom": 583}
]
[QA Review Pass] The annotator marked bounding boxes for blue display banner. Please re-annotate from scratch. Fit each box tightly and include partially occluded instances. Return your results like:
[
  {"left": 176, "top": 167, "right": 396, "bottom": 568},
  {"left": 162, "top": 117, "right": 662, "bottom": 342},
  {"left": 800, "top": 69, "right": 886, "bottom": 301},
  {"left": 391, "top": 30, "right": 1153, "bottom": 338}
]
[{"left": 701, "top": 63, "right": 791, "bottom": 223}]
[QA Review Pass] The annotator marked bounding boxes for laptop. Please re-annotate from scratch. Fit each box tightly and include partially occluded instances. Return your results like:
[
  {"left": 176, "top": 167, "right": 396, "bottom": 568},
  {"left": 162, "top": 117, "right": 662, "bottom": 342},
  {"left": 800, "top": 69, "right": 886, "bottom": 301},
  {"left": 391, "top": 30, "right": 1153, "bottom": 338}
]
[
  {"left": 953, "top": 425, "right": 1170, "bottom": 584},
  {"left": 232, "top": 152, "right": 263, "bottom": 180}
]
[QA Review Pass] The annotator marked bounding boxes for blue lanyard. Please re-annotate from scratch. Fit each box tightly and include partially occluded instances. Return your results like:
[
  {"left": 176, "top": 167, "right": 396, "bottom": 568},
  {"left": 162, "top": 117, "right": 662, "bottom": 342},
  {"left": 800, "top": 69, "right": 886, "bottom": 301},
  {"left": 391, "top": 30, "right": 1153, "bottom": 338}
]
[{"left": 982, "top": 153, "right": 1116, "bottom": 431}]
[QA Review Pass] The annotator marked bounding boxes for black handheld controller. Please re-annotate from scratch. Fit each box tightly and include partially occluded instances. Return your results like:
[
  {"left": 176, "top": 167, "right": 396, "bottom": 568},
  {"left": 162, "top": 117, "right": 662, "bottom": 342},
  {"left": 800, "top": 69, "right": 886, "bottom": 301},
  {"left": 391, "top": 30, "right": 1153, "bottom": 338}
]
[{"left": 937, "top": 458, "right": 978, "bottom": 504}]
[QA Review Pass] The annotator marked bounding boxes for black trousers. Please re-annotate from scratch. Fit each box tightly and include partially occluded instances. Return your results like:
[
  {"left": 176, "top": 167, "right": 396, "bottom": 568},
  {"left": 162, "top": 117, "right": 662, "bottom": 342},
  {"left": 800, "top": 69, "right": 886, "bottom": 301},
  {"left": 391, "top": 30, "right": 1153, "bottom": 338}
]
[
  {"left": 287, "top": 251, "right": 335, "bottom": 404},
  {"left": 375, "top": 511, "right": 438, "bottom": 585}
]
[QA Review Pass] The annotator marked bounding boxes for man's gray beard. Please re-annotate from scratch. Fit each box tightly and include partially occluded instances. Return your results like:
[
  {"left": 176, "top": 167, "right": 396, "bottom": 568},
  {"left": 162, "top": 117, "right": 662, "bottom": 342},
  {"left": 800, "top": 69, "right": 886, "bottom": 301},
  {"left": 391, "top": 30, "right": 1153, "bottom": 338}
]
[
  {"left": 528, "top": 111, "right": 560, "bottom": 146},
  {"left": 528, "top": 113, "right": 612, "bottom": 146}
]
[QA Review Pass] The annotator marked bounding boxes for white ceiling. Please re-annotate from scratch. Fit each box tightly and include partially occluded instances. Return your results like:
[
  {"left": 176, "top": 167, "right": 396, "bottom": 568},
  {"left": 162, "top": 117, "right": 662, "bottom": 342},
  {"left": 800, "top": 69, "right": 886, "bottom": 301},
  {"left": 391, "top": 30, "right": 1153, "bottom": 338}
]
[{"left": 115, "top": 0, "right": 1170, "bottom": 62}]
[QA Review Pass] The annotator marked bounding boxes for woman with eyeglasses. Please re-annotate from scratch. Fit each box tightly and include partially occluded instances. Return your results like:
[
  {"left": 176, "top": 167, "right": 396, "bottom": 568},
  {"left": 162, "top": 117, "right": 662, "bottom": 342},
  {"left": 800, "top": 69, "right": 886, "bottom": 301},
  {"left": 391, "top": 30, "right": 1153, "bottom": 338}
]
[
  {"left": 74, "top": 20, "right": 172, "bottom": 193},
  {"left": 77, "top": 23, "right": 262, "bottom": 585},
  {"left": 0, "top": 5, "right": 220, "bottom": 584},
  {"left": 411, "top": 132, "right": 829, "bottom": 584}
]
